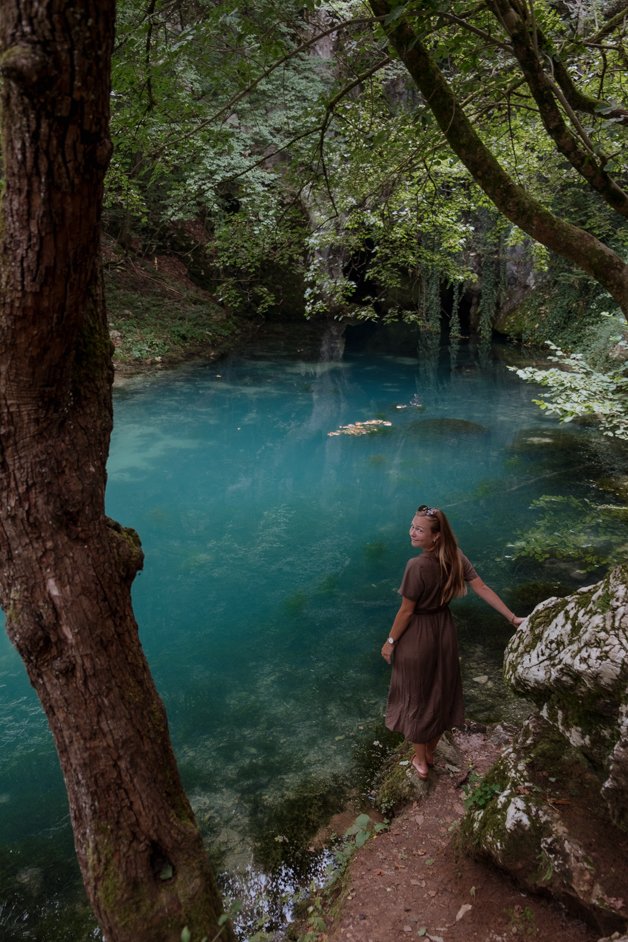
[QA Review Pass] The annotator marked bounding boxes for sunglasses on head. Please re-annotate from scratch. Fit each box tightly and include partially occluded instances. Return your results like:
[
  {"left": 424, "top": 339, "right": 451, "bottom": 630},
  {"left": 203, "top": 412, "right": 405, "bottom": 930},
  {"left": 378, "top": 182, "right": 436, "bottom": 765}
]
[{"left": 417, "top": 504, "right": 438, "bottom": 517}]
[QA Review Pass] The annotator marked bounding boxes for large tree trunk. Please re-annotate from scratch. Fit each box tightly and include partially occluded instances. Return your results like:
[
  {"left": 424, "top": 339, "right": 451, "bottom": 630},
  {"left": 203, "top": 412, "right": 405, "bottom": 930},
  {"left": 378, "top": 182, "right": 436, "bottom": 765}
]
[
  {"left": 0, "top": 4, "right": 233, "bottom": 941},
  {"left": 368, "top": 0, "right": 628, "bottom": 318}
]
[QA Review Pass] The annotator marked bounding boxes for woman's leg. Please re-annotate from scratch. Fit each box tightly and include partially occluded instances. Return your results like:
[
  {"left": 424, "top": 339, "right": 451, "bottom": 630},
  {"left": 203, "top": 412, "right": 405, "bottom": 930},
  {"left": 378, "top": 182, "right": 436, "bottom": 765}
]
[
  {"left": 426, "top": 735, "right": 440, "bottom": 766},
  {"left": 412, "top": 742, "right": 429, "bottom": 779}
]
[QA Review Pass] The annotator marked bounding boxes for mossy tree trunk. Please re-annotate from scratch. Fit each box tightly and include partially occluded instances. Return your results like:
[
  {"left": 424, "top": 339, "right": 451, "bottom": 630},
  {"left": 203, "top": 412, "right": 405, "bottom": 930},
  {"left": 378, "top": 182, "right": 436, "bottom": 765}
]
[
  {"left": 0, "top": 3, "right": 233, "bottom": 940},
  {"left": 368, "top": 0, "right": 628, "bottom": 318}
]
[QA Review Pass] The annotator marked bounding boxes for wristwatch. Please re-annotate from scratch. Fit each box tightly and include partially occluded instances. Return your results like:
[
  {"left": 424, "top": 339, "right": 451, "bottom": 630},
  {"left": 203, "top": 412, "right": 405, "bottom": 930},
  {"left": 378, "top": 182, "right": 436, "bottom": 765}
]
[{"left": 387, "top": 637, "right": 395, "bottom": 645}]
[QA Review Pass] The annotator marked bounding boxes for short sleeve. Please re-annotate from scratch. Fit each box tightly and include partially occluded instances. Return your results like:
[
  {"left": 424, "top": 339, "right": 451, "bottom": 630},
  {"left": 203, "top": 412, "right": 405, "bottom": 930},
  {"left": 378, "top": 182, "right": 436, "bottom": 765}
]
[
  {"left": 398, "top": 557, "right": 424, "bottom": 600},
  {"left": 461, "top": 552, "right": 478, "bottom": 582}
]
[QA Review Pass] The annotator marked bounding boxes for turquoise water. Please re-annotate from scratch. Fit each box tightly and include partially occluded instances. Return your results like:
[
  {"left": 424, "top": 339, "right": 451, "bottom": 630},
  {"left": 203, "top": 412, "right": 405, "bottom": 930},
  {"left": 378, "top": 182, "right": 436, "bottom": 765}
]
[{"left": 0, "top": 336, "right": 624, "bottom": 937}]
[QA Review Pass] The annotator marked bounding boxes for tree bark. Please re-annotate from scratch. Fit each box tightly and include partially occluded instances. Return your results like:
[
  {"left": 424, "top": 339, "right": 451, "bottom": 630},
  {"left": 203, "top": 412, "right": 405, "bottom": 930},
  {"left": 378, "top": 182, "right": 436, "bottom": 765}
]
[
  {"left": 368, "top": 0, "right": 628, "bottom": 318},
  {"left": 0, "top": 4, "right": 234, "bottom": 941},
  {"left": 488, "top": 0, "right": 628, "bottom": 217}
]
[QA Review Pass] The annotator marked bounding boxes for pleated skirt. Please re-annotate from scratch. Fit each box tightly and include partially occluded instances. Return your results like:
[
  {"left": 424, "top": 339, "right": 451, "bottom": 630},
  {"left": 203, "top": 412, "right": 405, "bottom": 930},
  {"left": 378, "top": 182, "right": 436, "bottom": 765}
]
[{"left": 385, "top": 610, "right": 464, "bottom": 743}]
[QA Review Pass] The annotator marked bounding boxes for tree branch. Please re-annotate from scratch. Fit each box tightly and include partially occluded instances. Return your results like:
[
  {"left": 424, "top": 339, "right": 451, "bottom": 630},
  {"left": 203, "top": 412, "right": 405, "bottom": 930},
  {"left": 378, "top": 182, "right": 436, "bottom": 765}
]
[
  {"left": 367, "top": 0, "right": 628, "bottom": 316},
  {"left": 150, "top": 15, "right": 384, "bottom": 156},
  {"left": 315, "top": 55, "right": 392, "bottom": 216},
  {"left": 220, "top": 124, "right": 322, "bottom": 184},
  {"left": 435, "top": 11, "right": 511, "bottom": 51},
  {"left": 219, "top": 54, "right": 393, "bottom": 196},
  {"left": 487, "top": 0, "right": 628, "bottom": 218},
  {"left": 587, "top": 2, "right": 628, "bottom": 44},
  {"left": 530, "top": 21, "right": 628, "bottom": 126},
  {"left": 144, "top": 0, "right": 157, "bottom": 112}
]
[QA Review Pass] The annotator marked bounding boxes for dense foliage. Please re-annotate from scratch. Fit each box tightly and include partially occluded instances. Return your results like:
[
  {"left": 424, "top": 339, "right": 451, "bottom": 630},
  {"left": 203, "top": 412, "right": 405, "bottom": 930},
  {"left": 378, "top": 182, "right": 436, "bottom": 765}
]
[
  {"left": 107, "top": 0, "right": 627, "bottom": 326},
  {"left": 108, "top": 0, "right": 331, "bottom": 312},
  {"left": 511, "top": 334, "right": 628, "bottom": 439}
]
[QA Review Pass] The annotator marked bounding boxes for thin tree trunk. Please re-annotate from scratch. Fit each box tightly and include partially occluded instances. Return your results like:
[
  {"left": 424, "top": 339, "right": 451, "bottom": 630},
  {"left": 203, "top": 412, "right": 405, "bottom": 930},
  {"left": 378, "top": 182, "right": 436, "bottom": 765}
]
[
  {"left": 368, "top": 0, "right": 628, "bottom": 318},
  {"left": 0, "top": 4, "right": 233, "bottom": 940}
]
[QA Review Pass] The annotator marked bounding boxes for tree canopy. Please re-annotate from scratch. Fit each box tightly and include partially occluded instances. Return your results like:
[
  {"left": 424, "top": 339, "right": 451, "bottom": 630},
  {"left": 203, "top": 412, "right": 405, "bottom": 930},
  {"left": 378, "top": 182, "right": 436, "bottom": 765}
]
[
  {"left": 368, "top": 0, "right": 627, "bottom": 313},
  {"left": 106, "top": 0, "right": 628, "bottom": 322}
]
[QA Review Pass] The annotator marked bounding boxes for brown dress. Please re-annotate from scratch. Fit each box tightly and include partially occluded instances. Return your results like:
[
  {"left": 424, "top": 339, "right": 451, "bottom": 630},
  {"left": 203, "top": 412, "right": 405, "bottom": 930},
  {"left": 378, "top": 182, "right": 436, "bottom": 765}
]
[{"left": 385, "top": 552, "right": 478, "bottom": 743}]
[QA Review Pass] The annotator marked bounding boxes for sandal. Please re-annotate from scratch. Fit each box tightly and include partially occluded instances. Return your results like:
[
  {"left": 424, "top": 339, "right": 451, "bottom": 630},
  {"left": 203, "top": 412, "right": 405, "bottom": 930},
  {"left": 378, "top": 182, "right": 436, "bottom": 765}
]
[{"left": 412, "top": 757, "right": 429, "bottom": 780}]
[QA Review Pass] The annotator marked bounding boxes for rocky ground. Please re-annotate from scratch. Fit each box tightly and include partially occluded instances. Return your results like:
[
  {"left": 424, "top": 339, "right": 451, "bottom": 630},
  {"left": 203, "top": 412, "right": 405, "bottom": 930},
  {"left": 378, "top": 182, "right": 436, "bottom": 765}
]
[{"left": 300, "top": 726, "right": 606, "bottom": 942}]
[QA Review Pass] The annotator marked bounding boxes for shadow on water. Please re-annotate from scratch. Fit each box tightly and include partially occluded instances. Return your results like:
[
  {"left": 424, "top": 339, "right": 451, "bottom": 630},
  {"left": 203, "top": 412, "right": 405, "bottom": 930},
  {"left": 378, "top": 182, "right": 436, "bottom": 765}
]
[{"left": 1, "top": 329, "right": 627, "bottom": 939}]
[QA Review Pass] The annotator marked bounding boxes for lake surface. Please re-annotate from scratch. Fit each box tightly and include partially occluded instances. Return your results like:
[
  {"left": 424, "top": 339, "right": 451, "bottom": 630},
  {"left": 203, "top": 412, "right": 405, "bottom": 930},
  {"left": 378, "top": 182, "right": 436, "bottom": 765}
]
[{"left": 0, "top": 332, "right": 625, "bottom": 938}]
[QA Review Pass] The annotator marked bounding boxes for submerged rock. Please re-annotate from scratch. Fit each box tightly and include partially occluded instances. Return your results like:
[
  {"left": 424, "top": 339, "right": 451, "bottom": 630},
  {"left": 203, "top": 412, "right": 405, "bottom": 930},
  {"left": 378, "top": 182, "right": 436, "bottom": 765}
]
[
  {"left": 405, "top": 417, "right": 489, "bottom": 438},
  {"left": 15, "top": 866, "right": 44, "bottom": 895}
]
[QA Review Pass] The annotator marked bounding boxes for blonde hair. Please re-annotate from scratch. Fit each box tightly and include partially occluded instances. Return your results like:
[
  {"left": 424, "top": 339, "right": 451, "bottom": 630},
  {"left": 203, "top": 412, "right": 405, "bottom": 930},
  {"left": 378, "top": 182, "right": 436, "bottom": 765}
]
[{"left": 416, "top": 507, "right": 466, "bottom": 605}]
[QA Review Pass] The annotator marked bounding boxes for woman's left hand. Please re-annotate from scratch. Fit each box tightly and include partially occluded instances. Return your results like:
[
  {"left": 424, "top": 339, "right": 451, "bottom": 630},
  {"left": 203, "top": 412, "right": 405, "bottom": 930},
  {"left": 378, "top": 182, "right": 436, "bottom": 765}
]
[
  {"left": 381, "top": 641, "right": 393, "bottom": 663},
  {"left": 511, "top": 616, "right": 526, "bottom": 629}
]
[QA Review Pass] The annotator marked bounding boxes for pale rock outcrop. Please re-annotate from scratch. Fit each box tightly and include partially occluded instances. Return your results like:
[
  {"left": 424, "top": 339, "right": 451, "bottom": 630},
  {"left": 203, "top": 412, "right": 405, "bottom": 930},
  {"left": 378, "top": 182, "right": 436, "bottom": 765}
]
[
  {"left": 505, "top": 563, "right": 628, "bottom": 827},
  {"left": 462, "top": 564, "right": 628, "bottom": 933}
]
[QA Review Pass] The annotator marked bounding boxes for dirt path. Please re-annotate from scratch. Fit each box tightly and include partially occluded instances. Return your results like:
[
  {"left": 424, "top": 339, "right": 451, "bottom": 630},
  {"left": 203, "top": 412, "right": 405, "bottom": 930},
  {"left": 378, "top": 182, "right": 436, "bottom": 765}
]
[{"left": 322, "top": 728, "right": 598, "bottom": 942}]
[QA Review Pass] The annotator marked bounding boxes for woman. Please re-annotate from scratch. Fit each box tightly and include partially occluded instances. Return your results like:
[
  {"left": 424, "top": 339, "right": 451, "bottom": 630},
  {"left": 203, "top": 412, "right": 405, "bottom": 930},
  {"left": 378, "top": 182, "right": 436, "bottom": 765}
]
[{"left": 381, "top": 505, "right": 525, "bottom": 780}]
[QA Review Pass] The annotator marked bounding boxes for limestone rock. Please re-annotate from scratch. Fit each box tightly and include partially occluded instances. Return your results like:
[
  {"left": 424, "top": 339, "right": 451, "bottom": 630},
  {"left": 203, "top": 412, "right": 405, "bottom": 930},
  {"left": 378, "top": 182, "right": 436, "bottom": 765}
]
[
  {"left": 504, "top": 563, "right": 628, "bottom": 828},
  {"left": 462, "top": 565, "right": 628, "bottom": 932},
  {"left": 461, "top": 714, "right": 628, "bottom": 934}
]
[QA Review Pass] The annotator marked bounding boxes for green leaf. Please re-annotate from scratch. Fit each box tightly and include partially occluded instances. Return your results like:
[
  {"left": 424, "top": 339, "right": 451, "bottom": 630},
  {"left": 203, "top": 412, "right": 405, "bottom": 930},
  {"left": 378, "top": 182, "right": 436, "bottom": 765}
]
[
  {"left": 181, "top": 928, "right": 192, "bottom": 942},
  {"left": 384, "top": 3, "right": 411, "bottom": 25},
  {"left": 355, "top": 829, "right": 369, "bottom": 848}
]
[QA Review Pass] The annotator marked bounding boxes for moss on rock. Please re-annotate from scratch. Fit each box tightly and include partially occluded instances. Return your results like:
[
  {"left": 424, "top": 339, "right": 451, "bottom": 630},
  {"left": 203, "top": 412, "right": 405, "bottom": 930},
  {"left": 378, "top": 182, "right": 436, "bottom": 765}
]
[
  {"left": 460, "top": 715, "right": 628, "bottom": 932},
  {"left": 372, "top": 743, "right": 432, "bottom": 815}
]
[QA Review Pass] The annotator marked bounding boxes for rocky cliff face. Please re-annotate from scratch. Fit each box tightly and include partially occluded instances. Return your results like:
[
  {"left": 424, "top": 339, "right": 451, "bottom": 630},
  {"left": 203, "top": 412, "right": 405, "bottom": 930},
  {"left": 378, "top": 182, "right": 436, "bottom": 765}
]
[{"left": 462, "top": 564, "right": 628, "bottom": 935}]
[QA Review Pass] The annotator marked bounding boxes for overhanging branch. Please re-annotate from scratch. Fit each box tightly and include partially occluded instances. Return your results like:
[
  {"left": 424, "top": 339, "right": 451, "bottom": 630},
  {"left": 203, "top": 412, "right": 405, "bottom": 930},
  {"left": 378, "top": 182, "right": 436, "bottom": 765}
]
[
  {"left": 488, "top": 0, "right": 628, "bottom": 218},
  {"left": 367, "top": 0, "right": 628, "bottom": 316}
]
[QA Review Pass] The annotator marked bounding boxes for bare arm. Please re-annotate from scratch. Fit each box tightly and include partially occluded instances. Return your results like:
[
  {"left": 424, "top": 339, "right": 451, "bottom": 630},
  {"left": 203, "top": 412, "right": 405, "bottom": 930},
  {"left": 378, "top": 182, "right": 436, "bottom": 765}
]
[
  {"left": 381, "top": 596, "right": 415, "bottom": 663},
  {"left": 468, "top": 576, "right": 525, "bottom": 628}
]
